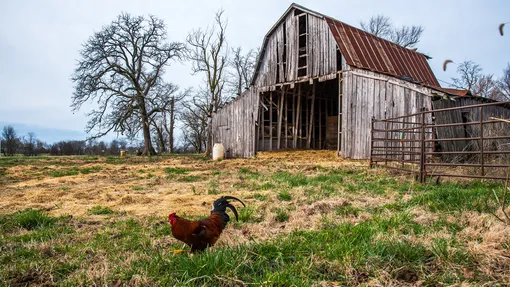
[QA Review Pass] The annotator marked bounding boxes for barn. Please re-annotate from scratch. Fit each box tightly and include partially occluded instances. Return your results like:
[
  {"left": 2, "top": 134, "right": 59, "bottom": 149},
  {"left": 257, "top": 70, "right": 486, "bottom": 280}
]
[
  {"left": 430, "top": 90, "right": 510, "bottom": 160},
  {"left": 212, "top": 3, "right": 455, "bottom": 159}
]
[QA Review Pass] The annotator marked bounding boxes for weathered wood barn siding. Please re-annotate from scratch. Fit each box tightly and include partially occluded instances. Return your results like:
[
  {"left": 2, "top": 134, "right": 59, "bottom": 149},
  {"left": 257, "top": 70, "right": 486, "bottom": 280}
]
[
  {"left": 432, "top": 97, "right": 510, "bottom": 158},
  {"left": 211, "top": 3, "right": 442, "bottom": 160},
  {"left": 341, "top": 68, "right": 433, "bottom": 159},
  {"left": 211, "top": 88, "right": 259, "bottom": 158},
  {"left": 254, "top": 12, "right": 338, "bottom": 89}
]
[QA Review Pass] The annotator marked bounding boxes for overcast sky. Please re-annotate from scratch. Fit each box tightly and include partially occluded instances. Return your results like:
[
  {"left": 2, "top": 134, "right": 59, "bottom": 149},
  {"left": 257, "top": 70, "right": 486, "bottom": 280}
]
[{"left": 1, "top": 0, "right": 509, "bottom": 143}]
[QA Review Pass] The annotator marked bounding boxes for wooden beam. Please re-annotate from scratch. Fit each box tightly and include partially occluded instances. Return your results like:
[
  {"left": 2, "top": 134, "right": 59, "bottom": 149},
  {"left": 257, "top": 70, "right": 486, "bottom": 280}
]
[
  {"left": 294, "top": 84, "right": 301, "bottom": 148},
  {"left": 261, "top": 94, "right": 265, "bottom": 151},
  {"left": 277, "top": 87, "right": 285, "bottom": 149},
  {"left": 270, "top": 91, "right": 273, "bottom": 151},
  {"left": 292, "top": 88, "right": 296, "bottom": 148},
  {"left": 285, "top": 90, "right": 288, "bottom": 149},
  {"left": 319, "top": 97, "right": 322, "bottom": 149},
  {"left": 305, "top": 90, "right": 309, "bottom": 148},
  {"left": 308, "top": 81, "right": 316, "bottom": 148}
]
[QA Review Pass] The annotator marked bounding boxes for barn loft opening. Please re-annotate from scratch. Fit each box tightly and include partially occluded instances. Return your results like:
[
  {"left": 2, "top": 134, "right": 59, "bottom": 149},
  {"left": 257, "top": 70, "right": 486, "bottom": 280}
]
[
  {"left": 256, "top": 79, "right": 339, "bottom": 152},
  {"left": 297, "top": 14, "right": 308, "bottom": 78}
]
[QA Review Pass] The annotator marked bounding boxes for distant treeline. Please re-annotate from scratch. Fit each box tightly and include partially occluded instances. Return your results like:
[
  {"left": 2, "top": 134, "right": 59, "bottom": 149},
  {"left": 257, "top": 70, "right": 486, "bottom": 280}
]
[{"left": 0, "top": 125, "right": 147, "bottom": 156}]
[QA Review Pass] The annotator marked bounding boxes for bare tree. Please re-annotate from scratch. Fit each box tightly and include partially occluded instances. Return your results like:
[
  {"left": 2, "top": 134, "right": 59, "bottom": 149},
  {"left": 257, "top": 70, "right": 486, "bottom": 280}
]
[
  {"left": 186, "top": 10, "right": 228, "bottom": 156},
  {"left": 498, "top": 63, "right": 510, "bottom": 101},
  {"left": 71, "top": 13, "right": 185, "bottom": 156},
  {"left": 228, "top": 47, "right": 258, "bottom": 97},
  {"left": 144, "top": 82, "right": 179, "bottom": 153},
  {"left": 165, "top": 88, "right": 190, "bottom": 153},
  {"left": 360, "top": 15, "right": 424, "bottom": 48},
  {"left": 360, "top": 15, "right": 392, "bottom": 38},
  {"left": 451, "top": 60, "right": 505, "bottom": 100},
  {"left": 180, "top": 91, "right": 210, "bottom": 153},
  {"left": 2, "top": 126, "right": 19, "bottom": 156},
  {"left": 473, "top": 74, "right": 500, "bottom": 99},
  {"left": 451, "top": 61, "right": 483, "bottom": 92},
  {"left": 391, "top": 25, "right": 424, "bottom": 48},
  {"left": 22, "top": 132, "right": 37, "bottom": 156}
]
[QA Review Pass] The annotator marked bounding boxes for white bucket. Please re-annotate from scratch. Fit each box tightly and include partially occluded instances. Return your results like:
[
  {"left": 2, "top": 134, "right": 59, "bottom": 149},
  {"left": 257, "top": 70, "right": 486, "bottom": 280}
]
[{"left": 212, "top": 143, "right": 225, "bottom": 160}]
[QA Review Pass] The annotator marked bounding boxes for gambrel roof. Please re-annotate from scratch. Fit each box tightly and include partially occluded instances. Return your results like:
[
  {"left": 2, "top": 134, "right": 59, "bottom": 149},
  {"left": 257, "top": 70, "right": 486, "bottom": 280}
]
[{"left": 253, "top": 3, "right": 440, "bottom": 87}]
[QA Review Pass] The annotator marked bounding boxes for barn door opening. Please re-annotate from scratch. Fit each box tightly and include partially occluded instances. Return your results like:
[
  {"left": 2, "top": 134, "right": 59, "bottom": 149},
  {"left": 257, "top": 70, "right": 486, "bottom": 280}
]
[{"left": 256, "top": 79, "right": 339, "bottom": 152}]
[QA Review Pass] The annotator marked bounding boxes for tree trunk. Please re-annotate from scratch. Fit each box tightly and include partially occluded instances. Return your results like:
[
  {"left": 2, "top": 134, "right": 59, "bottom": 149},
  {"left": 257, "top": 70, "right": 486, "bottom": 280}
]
[
  {"left": 205, "top": 115, "right": 213, "bottom": 156},
  {"left": 169, "top": 97, "right": 175, "bottom": 153},
  {"left": 155, "top": 122, "right": 166, "bottom": 154},
  {"left": 140, "top": 98, "right": 156, "bottom": 156}
]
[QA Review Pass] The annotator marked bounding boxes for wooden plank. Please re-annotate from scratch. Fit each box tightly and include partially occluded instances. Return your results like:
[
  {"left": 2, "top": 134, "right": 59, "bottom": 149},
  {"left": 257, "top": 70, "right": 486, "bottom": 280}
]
[
  {"left": 285, "top": 89, "right": 288, "bottom": 149},
  {"left": 270, "top": 91, "right": 273, "bottom": 150},
  {"left": 261, "top": 94, "right": 265, "bottom": 151},
  {"left": 319, "top": 95, "right": 322, "bottom": 149},
  {"left": 294, "top": 84, "right": 302, "bottom": 148},
  {"left": 308, "top": 81, "right": 316, "bottom": 148},
  {"left": 292, "top": 87, "right": 296, "bottom": 148},
  {"left": 277, "top": 87, "right": 285, "bottom": 149}
]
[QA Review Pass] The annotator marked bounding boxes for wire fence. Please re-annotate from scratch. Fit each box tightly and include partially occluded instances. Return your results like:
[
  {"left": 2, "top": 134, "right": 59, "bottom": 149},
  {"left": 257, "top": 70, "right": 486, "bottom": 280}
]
[{"left": 370, "top": 101, "right": 510, "bottom": 182}]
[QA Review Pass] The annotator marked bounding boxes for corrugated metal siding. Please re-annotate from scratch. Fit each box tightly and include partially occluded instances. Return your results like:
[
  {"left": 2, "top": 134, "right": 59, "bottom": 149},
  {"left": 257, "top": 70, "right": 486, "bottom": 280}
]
[{"left": 326, "top": 18, "right": 440, "bottom": 88}]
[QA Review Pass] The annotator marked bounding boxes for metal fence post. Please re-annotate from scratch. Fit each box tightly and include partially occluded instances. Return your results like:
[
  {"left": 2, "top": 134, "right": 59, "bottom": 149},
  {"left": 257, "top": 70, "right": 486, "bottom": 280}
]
[{"left": 420, "top": 112, "right": 426, "bottom": 183}]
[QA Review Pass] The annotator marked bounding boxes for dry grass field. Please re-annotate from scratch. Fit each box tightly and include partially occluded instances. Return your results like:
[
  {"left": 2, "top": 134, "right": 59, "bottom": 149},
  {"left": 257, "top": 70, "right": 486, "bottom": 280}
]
[{"left": 0, "top": 151, "right": 509, "bottom": 286}]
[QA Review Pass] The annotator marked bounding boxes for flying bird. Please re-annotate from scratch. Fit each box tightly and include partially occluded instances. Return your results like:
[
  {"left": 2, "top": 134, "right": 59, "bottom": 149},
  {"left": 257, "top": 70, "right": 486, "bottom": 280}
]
[
  {"left": 168, "top": 196, "right": 246, "bottom": 252},
  {"left": 443, "top": 59, "right": 453, "bottom": 71},
  {"left": 499, "top": 23, "right": 507, "bottom": 36}
]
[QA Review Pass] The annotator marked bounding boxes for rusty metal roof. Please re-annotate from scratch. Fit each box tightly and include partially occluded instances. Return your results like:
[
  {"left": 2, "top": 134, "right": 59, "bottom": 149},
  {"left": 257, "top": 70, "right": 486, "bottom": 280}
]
[
  {"left": 433, "top": 87, "right": 471, "bottom": 96},
  {"left": 325, "top": 17, "right": 440, "bottom": 87},
  {"left": 251, "top": 3, "right": 441, "bottom": 88}
]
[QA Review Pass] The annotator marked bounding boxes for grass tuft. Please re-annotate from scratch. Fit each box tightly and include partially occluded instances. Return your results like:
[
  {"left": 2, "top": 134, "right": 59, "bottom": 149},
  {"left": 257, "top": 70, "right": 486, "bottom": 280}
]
[
  {"left": 1, "top": 209, "right": 57, "bottom": 231},
  {"left": 275, "top": 208, "right": 289, "bottom": 222},
  {"left": 88, "top": 205, "right": 114, "bottom": 215},
  {"left": 278, "top": 190, "right": 292, "bottom": 201}
]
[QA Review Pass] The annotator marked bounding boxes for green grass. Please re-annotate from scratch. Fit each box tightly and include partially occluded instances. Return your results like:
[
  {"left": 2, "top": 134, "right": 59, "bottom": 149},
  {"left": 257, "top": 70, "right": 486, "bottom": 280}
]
[
  {"left": 237, "top": 206, "right": 262, "bottom": 223},
  {"left": 163, "top": 167, "right": 189, "bottom": 175},
  {"left": 252, "top": 193, "right": 269, "bottom": 201},
  {"left": 0, "top": 209, "right": 57, "bottom": 231},
  {"left": 411, "top": 182, "right": 507, "bottom": 213},
  {"left": 178, "top": 175, "right": 202, "bottom": 183},
  {"left": 50, "top": 167, "right": 80, "bottom": 177},
  {"left": 277, "top": 190, "right": 292, "bottom": 201},
  {"left": 275, "top": 208, "right": 289, "bottom": 222},
  {"left": 336, "top": 204, "right": 362, "bottom": 217},
  {"left": 1, "top": 155, "right": 507, "bottom": 286},
  {"left": 0, "top": 209, "right": 483, "bottom": 286},
  {"left": 80, "top": 166, "right": 102, "bottom": 174},
  {"left": 0, "top": 204, "right": 488, "bottom": 286},
  {"left": 88, "top": 205, "right": 114, "bottom": 215}
]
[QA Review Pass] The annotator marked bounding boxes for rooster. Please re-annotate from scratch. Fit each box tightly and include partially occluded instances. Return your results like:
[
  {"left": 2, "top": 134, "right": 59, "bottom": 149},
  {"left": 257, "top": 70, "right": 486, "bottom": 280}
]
[{"left": 168, "top": 196, "right": 246, "bottom": 252}]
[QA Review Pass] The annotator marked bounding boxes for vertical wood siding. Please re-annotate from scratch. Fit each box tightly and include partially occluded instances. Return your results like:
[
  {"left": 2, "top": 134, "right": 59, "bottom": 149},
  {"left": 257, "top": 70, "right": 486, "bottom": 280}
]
[
  {"left": 432, "top": 97, "right": 510, "bottom": 158},
  {"left": 341, "top": 68, "right": 434, "bottom": 159},
  {"left": 255, "top": 12, "right": 338, "bottom": 88},
  {"left": 211, "top": 88, "right": 260, "bottom": 158}
]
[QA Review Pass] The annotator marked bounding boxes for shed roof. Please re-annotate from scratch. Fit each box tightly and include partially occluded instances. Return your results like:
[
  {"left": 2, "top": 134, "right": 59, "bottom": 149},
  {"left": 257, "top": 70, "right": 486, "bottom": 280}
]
[{"left": 433, "top": 87, "right": 471, "bottom": 97}]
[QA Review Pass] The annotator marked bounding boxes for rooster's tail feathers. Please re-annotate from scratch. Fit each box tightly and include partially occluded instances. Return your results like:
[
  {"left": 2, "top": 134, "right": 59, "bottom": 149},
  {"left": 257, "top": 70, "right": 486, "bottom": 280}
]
[{"left": 211, "top": 196, "right": 246, "bottom": 221}]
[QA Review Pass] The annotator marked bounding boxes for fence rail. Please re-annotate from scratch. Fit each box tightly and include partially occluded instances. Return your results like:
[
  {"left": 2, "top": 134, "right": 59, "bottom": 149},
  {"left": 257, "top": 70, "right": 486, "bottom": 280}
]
[{"left": 370, "top": 101, "right": 510, "bottom": 182}]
